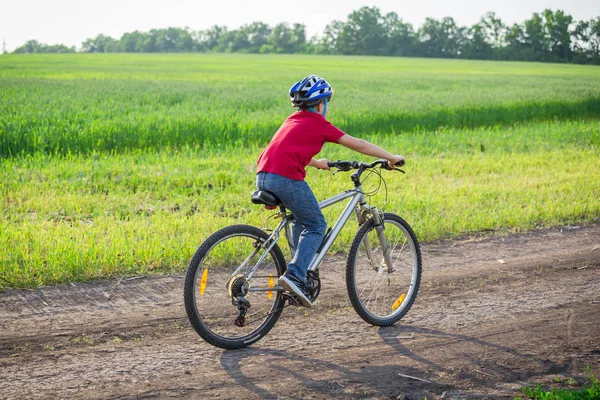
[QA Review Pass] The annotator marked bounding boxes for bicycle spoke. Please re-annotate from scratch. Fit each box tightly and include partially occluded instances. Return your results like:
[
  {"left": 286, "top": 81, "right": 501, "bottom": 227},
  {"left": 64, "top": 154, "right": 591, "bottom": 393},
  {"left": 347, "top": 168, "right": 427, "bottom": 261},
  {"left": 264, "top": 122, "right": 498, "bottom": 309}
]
[
  {"left": 184, "top": 225, "right": 286, "bottom": 349},
  {"left": 347, "top": 213, "right": 421, "bottom": 326}
]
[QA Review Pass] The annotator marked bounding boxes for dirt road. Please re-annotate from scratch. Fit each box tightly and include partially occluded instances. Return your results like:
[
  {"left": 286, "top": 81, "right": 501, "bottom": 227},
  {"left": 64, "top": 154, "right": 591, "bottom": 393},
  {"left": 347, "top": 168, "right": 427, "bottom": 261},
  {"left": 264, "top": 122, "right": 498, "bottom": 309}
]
[{"left": 1, "top": 224, "right": 599, "bottom": 399}]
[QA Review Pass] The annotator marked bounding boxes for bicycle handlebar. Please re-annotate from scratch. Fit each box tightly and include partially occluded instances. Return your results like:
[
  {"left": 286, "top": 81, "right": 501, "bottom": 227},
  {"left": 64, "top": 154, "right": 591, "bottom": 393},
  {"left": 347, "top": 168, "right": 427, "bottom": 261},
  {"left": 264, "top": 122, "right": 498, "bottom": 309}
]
[
  {"left": 327, "top": 159, "right": 405, "bottom": 171},
  {"left": 327, "top": 159, "right": 405, "bottom": 185}
]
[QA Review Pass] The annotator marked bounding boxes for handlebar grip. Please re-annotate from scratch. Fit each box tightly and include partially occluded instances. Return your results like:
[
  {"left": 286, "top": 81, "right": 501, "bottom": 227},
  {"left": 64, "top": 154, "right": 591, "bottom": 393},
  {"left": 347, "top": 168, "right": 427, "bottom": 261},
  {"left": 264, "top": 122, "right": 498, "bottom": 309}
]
[
  {"left": 395, "top": 159, "right": 406, "bottom": 167},
  {"left": 329, "top": 160, "right": 355, "bottom": 171}
]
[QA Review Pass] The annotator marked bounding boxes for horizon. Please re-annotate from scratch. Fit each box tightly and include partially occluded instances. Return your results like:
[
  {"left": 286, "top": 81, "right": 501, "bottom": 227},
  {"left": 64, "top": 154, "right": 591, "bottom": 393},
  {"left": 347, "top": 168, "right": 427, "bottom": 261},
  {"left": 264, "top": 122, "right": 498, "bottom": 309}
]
[{"left": 2, "top": 0, "right": 599, "bottom": 53}]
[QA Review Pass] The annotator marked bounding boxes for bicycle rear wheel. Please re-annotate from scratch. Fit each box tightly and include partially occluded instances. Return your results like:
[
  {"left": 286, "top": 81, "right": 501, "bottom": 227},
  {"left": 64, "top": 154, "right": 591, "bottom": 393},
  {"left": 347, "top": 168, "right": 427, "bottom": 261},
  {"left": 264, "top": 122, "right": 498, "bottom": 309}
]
[
  {"left": 346, "top": 213, "right": 421, "bottom": 326},
  {"left": 184, "top": 224, "right": 286, "bottom": 349}
]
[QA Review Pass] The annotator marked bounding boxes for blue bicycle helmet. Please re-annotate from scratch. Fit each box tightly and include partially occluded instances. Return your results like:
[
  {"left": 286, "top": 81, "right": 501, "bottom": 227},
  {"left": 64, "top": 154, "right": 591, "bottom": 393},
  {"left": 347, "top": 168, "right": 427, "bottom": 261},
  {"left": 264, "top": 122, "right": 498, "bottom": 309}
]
[{"left": 289, "top": 75, "right": 333, "bottom": 108}]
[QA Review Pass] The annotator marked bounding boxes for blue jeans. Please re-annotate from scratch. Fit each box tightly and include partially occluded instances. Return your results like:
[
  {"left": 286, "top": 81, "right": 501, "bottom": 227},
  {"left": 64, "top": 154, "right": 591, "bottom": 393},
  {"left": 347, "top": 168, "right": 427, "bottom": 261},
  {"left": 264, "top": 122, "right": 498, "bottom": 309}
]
[{"left": 256, "top": 172, "right": 326, "bottom": 282}]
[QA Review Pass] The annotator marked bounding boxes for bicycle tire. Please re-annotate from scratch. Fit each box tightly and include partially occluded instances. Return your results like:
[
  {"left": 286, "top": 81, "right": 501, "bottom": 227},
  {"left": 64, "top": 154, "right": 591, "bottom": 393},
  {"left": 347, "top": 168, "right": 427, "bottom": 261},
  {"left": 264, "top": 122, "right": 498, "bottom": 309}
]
[
  {"left": 346, "top": 213, "right": 422, "bottom": 326},
  {"left": 184, "top": 224, "right": 287, "bottom": 349}
]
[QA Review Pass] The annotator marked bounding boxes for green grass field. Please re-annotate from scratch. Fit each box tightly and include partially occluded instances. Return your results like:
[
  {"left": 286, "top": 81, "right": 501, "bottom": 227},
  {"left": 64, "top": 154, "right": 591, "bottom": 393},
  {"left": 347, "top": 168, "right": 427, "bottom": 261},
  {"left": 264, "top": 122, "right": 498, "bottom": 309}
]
[{"left": 1, "top": 54, "right": 599, "bottom": 288}]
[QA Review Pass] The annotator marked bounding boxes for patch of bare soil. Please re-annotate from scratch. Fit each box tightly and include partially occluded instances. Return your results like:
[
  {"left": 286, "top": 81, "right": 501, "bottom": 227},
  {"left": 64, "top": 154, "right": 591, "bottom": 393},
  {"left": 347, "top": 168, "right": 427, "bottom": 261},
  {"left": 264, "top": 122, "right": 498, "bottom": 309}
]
[{"left": 1, "top": 224, "right": 599, "bottom": 399}]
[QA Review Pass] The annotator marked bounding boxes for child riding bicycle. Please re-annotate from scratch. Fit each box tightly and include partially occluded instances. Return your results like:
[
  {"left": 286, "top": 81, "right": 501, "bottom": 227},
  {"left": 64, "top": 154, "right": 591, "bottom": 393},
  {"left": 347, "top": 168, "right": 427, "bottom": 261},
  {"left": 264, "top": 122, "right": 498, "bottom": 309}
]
[{"left": 256, "top": 75, "right": 404, "bottom": 308}]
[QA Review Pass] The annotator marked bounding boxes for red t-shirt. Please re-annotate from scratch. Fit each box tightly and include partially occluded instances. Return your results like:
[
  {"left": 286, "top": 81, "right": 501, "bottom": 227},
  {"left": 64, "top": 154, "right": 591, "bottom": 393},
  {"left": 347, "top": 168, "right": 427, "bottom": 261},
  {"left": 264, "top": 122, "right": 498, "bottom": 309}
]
[{"left": 257, "top": 111, "right": 346, "bottom": 180}]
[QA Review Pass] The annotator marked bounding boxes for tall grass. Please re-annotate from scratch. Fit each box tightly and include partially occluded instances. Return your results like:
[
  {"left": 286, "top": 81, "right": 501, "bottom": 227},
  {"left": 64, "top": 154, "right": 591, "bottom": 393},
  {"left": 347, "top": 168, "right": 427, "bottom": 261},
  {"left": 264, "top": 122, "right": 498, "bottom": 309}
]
[
  {"left": 1, "top": 54, "right": 598, "bottom": 288},
  {"left": 1, "top": 54, "right": 599, "bottom": 157},
  {"left": 1, "top": 119, "right": 598, "bottom": 288}
]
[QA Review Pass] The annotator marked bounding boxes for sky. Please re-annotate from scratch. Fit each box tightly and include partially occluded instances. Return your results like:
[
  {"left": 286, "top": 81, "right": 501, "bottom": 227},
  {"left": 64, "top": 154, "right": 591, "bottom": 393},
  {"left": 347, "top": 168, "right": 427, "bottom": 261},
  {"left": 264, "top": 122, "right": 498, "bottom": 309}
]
[{"left": 1, "top": 0, "right": 599, "bottom": 52}]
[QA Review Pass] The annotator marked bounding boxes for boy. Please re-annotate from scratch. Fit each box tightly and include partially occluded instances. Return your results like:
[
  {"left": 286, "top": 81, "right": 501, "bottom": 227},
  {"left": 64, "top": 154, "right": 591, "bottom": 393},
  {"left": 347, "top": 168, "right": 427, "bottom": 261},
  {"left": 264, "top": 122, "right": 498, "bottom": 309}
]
[{"left": 256, "top": 75, "right": 404, "bottom": 308}]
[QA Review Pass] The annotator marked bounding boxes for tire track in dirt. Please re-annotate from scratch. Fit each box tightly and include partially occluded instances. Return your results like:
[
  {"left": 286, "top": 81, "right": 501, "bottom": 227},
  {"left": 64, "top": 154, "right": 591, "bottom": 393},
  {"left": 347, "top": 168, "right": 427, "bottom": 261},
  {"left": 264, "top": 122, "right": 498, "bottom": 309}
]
[{"left": 1, "top": 224, "right": 599, "bottom": 399}]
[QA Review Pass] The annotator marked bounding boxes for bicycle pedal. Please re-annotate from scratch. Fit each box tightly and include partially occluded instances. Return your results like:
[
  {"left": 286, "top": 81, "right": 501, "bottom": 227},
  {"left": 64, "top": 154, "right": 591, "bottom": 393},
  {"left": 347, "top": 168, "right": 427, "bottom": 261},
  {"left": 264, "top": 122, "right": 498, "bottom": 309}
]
[{"left": 283, "top": 293, "right": 302, "bottom": 307}]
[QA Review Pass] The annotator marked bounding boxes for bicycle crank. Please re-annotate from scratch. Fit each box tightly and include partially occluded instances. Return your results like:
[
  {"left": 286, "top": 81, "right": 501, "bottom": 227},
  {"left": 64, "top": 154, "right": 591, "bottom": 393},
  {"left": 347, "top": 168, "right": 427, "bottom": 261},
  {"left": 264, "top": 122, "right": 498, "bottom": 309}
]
[{"left": 306, "top": 269, "right": 321, "bottom": 302}]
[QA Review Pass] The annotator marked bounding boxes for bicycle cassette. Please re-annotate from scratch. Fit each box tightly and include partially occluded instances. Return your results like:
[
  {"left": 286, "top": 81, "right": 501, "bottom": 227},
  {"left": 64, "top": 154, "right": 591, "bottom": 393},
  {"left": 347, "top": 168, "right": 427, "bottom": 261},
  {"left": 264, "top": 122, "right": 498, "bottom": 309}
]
[{"left": 227, "top": 275, "right": 248, "bottom": 299}]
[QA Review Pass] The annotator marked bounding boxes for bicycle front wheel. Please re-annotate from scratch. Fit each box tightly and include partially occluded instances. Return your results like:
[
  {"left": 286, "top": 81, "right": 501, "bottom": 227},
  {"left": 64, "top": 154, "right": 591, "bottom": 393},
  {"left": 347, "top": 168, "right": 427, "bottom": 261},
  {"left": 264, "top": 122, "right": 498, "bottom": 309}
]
[
  {"left": 346, "top": 213, "right": 421, "bottom": 326},
  {"left": 184, "top": 224, "right": 287, "bottom": 349}
]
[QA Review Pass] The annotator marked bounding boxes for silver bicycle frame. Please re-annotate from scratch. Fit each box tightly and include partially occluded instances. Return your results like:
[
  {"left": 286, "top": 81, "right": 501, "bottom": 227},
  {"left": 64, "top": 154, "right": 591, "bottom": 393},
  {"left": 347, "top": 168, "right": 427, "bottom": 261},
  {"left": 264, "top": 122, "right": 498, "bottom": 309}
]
[
  {"left": 246, "top": 182, "right": 388, "bottom": 291},
  {"left": 307, "top": 188, "right": 366, "bottom": 272}
]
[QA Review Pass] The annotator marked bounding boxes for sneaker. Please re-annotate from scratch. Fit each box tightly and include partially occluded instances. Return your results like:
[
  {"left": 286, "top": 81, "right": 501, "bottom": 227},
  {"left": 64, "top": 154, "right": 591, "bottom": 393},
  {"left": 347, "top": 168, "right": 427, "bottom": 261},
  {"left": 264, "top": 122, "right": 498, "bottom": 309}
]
[{"left": 278, "top": 274, "right": 312, "bottom": 308}]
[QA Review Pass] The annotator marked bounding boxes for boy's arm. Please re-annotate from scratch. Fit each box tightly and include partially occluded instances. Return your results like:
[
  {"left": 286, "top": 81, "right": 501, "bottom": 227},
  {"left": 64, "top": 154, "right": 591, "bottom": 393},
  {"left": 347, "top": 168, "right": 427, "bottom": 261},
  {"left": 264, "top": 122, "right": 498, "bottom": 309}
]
[
  {"left": 308, "top": 158, "right": 330, "bottom": 170},
  {"left": 337, "top": 134, "right": 404, "bottom": 167}
]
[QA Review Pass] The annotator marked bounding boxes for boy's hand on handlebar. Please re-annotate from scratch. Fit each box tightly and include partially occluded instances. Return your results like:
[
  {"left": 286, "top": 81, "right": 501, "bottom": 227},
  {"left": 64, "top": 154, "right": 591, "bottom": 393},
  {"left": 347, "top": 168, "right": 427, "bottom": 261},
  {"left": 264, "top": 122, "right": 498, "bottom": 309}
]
[
  {"left": 311, "top": 158, "right": 331, "bottom": 170},
  {"left": 388, "top": 155, "right": 405, "bottom": 169}
]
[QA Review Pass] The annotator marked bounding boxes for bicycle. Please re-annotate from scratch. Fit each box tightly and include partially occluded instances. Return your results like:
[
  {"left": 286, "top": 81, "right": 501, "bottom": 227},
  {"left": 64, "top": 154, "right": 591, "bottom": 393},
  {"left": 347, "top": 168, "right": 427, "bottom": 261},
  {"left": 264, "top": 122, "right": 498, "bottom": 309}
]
[{"left": 184, "top": 159, "right": 422, "bottom": 349}]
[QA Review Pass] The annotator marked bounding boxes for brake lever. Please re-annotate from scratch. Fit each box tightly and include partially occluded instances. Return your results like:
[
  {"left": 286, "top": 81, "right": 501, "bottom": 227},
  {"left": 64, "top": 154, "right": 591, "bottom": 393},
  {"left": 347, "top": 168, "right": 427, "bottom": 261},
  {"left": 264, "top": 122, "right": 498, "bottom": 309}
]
[
  {"left": 331, "top": 167, "right": 348, "bottom": 175},
  {"left": 380, "top": 164, "right": 406, "bottom": 174}
]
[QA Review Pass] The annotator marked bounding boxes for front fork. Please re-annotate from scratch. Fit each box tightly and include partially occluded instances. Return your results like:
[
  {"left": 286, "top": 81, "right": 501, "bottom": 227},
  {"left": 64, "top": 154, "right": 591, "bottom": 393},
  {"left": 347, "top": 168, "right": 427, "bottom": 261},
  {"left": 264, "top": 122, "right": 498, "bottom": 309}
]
[{"left": 357, "top": 206, "right": 394, "bottom": 273}]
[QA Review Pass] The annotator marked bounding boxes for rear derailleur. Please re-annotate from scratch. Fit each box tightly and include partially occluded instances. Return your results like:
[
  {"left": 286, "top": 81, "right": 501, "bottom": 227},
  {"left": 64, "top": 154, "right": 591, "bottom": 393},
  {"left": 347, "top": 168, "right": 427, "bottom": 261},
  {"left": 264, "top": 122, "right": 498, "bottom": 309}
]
[
  {"left": 233, "top": 296, "right": 250, "bottom": 327},
  {"left": 228, "top": 275, "right": 251, "bottom": 327}
]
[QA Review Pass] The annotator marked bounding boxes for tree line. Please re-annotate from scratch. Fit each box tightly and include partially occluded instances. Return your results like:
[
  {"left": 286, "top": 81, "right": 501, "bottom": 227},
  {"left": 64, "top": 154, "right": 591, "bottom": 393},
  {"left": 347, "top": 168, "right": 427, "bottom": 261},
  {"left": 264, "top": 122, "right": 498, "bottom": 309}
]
[{"left": 10, "top": 6, "right": 600, "bottom": 64}]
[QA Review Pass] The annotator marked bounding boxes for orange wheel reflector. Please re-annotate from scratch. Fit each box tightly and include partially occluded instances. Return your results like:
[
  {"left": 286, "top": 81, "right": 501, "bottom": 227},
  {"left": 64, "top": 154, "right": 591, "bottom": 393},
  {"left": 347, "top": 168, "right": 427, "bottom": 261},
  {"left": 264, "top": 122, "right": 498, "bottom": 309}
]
[
  {"left": 267, "top": 275, "right": 274, "bottom": 299},
  {"left": 199, "top": 269, "right": 208, "bottom": 295},
  {"left": 392, "top": 293, "right": 406, "bottom": 311}
]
